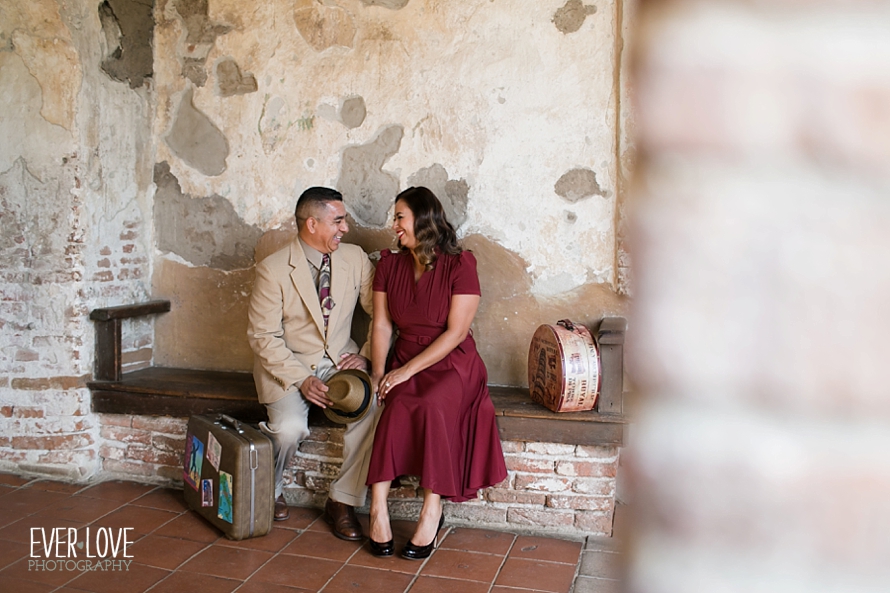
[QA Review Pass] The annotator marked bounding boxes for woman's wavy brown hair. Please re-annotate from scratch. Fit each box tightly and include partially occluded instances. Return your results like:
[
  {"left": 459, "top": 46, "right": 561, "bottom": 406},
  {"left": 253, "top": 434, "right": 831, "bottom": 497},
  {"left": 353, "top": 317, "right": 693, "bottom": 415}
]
[{"left": 395, "top": 186, "right": 461, "bottom": 269}]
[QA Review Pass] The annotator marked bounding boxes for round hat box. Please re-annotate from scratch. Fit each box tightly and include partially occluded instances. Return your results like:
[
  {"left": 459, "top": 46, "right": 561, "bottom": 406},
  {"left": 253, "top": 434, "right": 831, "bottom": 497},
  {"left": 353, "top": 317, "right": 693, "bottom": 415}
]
[{"left": 528, "top": 320, "right": 601, "bottom": 413}]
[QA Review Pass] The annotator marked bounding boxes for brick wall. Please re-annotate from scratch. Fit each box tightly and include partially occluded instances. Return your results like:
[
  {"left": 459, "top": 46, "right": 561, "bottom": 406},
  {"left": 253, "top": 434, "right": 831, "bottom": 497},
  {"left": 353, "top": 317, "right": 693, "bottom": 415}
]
[
  {"left": 0, "top": 1, "right": 156, "bottom": 480},
  {"left": 97, "top": 415, "right": 619, "bottom": 537}
]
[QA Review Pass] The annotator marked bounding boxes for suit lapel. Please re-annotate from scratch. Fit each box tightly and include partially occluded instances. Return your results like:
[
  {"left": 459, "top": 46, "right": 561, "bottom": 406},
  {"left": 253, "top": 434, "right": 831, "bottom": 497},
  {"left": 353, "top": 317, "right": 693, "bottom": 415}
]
[
  {"left": 289, "top": 240, "right": 325, "bottom": 336},
  {"left": 326, "top": 249, "right": 349, "bottom": 335}
]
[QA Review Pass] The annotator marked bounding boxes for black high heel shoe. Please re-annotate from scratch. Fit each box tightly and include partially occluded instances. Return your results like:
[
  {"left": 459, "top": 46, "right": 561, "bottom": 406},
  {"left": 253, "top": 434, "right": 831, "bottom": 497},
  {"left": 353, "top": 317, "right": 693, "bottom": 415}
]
[
  {"left": 401, "top": 513, "right": 445, "bottom": 560},
  {"left": 369, "top": 517, "right": 394, "bottom": 557},
  {"left": 369, "top": 537, "right": 394, "bottom": 557}
]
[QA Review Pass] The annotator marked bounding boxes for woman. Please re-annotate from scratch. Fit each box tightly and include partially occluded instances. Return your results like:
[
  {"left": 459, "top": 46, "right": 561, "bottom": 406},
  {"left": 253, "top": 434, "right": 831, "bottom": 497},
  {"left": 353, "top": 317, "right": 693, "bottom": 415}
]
[{"left": 366, "top": 186, "right": 507, "bottom": 560}]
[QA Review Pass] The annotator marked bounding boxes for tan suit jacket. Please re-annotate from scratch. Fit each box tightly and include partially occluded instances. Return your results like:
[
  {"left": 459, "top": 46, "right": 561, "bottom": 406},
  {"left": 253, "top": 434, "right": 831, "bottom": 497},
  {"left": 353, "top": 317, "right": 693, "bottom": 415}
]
[{"left": 248, "top": 238, "right": 374, "bottom": 405}]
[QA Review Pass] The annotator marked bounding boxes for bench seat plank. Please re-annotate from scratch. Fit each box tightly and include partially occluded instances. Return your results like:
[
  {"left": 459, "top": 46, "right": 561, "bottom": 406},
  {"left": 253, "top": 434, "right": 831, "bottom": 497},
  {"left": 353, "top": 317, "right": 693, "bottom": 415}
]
[{"left": 89, "top": 368, "right": 626, "bottom": 445}]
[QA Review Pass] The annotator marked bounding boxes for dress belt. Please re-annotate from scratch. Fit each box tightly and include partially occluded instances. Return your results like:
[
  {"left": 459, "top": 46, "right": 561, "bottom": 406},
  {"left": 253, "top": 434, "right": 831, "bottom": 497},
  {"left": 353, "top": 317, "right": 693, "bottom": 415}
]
[{"left": 398, "top": 333, "right": 434, "bottom": 345}]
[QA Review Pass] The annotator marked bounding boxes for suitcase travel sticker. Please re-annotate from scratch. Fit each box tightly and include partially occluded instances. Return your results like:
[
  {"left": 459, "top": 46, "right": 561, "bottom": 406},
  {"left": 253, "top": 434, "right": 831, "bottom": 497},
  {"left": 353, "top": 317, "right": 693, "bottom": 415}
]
[
  {"left": 218, "top": 471, "right": 234, "bottom": 523},
  {"left": 183, "top": 434, "right": 204, "bottom": 490},
  {"left": 201, "top": 479, "right": 214, "bottom": 507},
  {"left": 206, "top": 432, "right": 222, "bottom": 471}
]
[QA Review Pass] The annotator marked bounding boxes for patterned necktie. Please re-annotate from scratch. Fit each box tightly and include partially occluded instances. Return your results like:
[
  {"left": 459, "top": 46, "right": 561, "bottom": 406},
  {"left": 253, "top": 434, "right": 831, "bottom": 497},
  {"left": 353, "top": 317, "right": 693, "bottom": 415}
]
[{"left": 319, "top": 253, "right": 334, "bottom": 332}]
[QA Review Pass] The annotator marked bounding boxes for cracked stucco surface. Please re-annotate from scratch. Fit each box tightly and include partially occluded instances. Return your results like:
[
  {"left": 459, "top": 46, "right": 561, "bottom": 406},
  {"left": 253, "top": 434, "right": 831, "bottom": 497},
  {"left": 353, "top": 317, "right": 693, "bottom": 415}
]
[{"left": 148, "top": 0, "right": 632, "bottom": 382}]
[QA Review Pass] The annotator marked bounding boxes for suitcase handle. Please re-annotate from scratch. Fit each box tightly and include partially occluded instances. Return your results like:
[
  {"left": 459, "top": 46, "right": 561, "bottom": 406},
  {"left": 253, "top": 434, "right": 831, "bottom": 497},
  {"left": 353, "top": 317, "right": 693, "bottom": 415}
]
[{"left": 217, "top": 414, "right": 245, "bottom": 434}]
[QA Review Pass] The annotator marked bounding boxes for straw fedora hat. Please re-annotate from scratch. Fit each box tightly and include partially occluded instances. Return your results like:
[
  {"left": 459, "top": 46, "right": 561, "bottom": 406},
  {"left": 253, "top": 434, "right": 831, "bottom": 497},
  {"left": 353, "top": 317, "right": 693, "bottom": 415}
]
[{"left": 323, "top": 369, "right": 373, "bottom": 424}]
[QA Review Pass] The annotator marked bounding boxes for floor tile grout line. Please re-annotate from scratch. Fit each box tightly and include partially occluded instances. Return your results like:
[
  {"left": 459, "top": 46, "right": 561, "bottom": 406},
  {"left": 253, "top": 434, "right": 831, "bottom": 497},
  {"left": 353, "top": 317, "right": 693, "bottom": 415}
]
[
  {"left": 316, "top": 533, "right": 374, "bottom": 593},
  {"left": 140, "top": 536, "right": 222, "bottom": 593},
  {"left": 397, "top": 524, "right": 453, "bottom": 593},
  {"left": 568, "top": 536, "right": 586, "bottom": 593},
  {"left": 1, "top": 489, "right": 160, "bottom": 593},
  {"left": 230, "top": 525, "right": 316, "bottom": 593},
  {"left": 486, "top": 532, "right": 518, "bottom": 593}
]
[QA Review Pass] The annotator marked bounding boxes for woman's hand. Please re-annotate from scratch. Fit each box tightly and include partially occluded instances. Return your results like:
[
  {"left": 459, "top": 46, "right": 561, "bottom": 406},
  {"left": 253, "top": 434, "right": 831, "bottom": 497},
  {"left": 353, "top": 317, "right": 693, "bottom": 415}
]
[{"left": 376, "top": 366, "right": 414, "bottom": 403}]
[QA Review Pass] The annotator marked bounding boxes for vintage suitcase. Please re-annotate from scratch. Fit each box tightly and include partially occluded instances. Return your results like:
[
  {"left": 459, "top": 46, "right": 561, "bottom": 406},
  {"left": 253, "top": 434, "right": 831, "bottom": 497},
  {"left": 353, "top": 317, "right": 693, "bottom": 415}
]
[
  {"left": 182, "top": 414, "right": 274, "bottom": 540},
  {"left": 528, "top": 319, "right": 601, "bottom": 413}
]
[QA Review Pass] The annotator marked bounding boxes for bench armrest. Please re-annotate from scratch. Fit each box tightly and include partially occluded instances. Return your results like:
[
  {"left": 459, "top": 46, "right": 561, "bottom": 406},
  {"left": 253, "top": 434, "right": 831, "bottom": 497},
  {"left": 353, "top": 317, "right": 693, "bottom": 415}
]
[{"left": 91, "top": 300, "right": 171, "bottom": 381}]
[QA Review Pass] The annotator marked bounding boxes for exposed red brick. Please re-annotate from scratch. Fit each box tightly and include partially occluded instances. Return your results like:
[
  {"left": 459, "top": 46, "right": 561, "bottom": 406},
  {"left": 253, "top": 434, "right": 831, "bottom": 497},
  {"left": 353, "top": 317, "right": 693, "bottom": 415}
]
[
  {"left": 304, "top": 474, "right": 333, "bottom": 492},
  {"left": 526, "top": 443, "right": 576, "bottom": 456},
  {"left": 119, "top": 230, "right": 137, "bottom": 240},
  {"left": 97, "top": 258, "right": 111, "bottom": 268},
  {"left": 299, "top": 440, "right": 344, "bottom": 458},
  {"left": 13, "top": 406, "right": 44, "bottom": 419},
  {"left": 14, "top": 349, "right": 39, "bottom": 362},
  {"left": 547, "top": 494, "right": 613, "bottom": 512},
  {"left": 12, "top": 433, "right": 93, "bottom": 450},
  {"left": 38, "top": 449, "right": 96, "bottom": 464},
  {"left": 505, "top": 455, "right": 555, "bottom": 473},
  {"left": 126, "top": 446, "right": 181, "bottom": 467},
  {"left": 514, "top": 474, "right": 573, "bottom": 493},
  {"left": 99, "top": 246, "right": 112, "bottom": 256},
  {"left": 288, "top": 471, "right": 307, "bottom": 488},
  {"left": 288, "top": 456, "right": 321, "bottom": 472},
  {"left": 10, "top": 376, "right": 88, "bottom": 390},
  {"left": 99, "top": 443, "right": 127, "bottom": 461},
  {"left": 491, "top": 474, "right": 513, "bottom": 489},
  {"left": 93, "top": 271, "right": 113, "bottom": 282},
  {"left": 117, "top": 268, "right": 143, "bottom": 280},
  {"left": 500, "top": 441, "right": 524, "bottom": 453},
  {"left": 388, "top": 486, "right": 422, "bottom": 499},
  {"left": 100, "top": 425, "right": 152, "bottom": 446},
  {"left": 573, "top": 511, "right": 613, "bottom": 534},
  {"left": 575, "top": 445, "right": 619, "bottom": 459},
  {"left": 318, "top": 461, "right": 342, "bottom": 478},
  {"left": 123, "top": 244, "right": 135, "bottom": 253},
  {"left": 120, "top": 257, "right": 147, "bottom": 265},
  {"left": 1, "top": 406, "right": 13, "bottom": 418},
  {"left": 0, "top": 450, "right": 27, "bottom": 462},
  {"left": 571, "top": 478, "right": 615, "bottom": 496},
  {"left": 103, "top": 458, "right": 154, "bottom": 477},
  {"left": 0, "top": 377, "right": 8, "bottom": 388},
  {"left": 487, "top": 488, "right": 547, "bottom": 505},
  {"left": 307, "top": 426, "right": 345, "bottom": 444},
  {"left": 99, "top": 414, "right": 133, "bottom": 428},
  {"left": 152, "top": 434, "right": 185, "bottom": 454},
  {"left": 507, "top": 507, "right": 574, "bottom": 527},
  {"left": 555, "top": 460, "right": 618, "bottom": 478},
  {"left": 131, "top": 416, "right": 187, "bottom": 434},
  {"left": 446, "top": 504, "right": 508, "bottom": 524}
]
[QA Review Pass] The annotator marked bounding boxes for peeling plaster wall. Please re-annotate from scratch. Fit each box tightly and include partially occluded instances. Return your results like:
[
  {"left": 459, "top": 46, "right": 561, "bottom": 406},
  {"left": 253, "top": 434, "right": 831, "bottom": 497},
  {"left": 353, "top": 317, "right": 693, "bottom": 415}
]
[
  {"left": 151, "top": 0, "right": 632, "bottom": 384},
  {"left": 0, "top": 0, "right": 156, "bottom": 478}
]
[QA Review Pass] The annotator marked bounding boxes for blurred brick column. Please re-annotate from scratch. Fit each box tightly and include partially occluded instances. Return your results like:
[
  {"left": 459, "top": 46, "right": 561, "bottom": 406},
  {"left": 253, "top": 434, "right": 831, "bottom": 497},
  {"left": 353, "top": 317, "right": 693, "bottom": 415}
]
[{"left": 627, "top": 1, "right": 890, "bottom": 592}]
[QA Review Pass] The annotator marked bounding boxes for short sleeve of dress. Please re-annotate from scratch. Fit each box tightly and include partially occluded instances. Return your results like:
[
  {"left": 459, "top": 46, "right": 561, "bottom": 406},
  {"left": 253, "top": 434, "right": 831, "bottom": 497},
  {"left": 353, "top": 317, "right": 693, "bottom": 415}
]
[
  {"left": 372, "top": 250, "right": 392, "bottom": 292},
  {"left": 451, "top": 251, "right": 481, "bottom": 295}
]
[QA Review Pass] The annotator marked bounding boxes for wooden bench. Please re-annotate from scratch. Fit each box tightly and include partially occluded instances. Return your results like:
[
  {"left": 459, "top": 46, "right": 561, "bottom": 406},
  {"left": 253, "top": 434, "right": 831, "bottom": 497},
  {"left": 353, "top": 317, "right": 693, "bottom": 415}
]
[{"left": 87, "top": 301, "right": 627, "bottom": 446}]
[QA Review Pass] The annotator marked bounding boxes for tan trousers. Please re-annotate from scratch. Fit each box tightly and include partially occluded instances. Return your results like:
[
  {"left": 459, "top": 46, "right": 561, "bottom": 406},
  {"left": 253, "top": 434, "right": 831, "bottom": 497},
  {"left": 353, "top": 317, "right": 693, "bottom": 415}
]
[{"left": 259, "top": 357, "right": 380, "bottom": 507}]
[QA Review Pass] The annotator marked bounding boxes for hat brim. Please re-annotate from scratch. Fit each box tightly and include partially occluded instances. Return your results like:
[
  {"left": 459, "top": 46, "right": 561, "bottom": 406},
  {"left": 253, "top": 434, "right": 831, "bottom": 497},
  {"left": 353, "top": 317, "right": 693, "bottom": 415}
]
[{"left": 323, "top": 369, "right": 372, "bottom": 425}]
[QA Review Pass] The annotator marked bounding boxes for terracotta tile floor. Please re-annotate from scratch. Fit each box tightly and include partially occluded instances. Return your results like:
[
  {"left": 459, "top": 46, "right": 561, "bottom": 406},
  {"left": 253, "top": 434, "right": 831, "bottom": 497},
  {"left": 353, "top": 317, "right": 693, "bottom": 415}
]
[{"left": 0, "top": 474, "right": 623, "bottom": 593}]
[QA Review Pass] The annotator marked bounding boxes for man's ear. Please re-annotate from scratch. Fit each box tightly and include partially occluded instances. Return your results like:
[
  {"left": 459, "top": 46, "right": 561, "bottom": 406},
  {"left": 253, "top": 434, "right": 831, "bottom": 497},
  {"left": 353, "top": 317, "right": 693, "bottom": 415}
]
[{"left": 305, "top": 216, "right": 317, "bottom": 234}]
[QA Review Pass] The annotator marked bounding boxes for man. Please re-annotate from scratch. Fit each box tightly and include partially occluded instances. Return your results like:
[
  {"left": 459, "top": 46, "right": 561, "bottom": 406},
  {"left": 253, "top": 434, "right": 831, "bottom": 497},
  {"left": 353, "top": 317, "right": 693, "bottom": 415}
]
[{"left": 248, "top": 187, "right": 377, "bottom": 540}]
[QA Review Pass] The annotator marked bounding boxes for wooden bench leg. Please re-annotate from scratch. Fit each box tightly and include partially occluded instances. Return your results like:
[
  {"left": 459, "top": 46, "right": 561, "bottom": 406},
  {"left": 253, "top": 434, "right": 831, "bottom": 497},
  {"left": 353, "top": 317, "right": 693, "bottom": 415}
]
[{"left": 94, "top": 318, "right": 122, "bottom": 382}]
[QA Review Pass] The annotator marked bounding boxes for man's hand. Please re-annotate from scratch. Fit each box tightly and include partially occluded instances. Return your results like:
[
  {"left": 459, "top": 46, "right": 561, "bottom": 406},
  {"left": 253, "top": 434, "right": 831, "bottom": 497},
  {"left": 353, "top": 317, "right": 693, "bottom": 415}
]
[
  {"left": 300, "top": 376, "right": 334, "bottom": 408},
  {"left": 338, "top": 353, "right": 369, "bottom": 371}
]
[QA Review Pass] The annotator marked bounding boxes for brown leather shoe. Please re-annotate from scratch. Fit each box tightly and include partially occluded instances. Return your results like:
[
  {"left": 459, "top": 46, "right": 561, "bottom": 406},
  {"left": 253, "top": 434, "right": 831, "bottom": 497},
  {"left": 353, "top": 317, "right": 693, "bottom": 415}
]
[
  {"left": 324, "top": 498, "right": 363, "bottom": 541},
  {"left": 274, "top": 494, "right": 290, "bottom": 521}
]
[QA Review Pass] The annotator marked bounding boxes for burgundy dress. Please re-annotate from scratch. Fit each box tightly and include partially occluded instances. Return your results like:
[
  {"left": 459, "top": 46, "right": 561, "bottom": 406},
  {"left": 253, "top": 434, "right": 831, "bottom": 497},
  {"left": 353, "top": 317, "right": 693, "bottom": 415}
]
[{"left": 366, "top": 249, "right": 507, "bottom": 502}]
